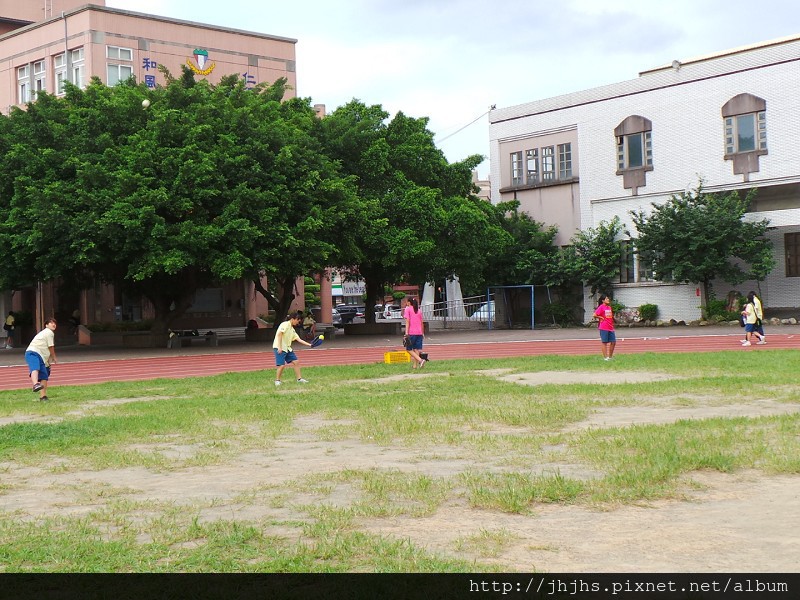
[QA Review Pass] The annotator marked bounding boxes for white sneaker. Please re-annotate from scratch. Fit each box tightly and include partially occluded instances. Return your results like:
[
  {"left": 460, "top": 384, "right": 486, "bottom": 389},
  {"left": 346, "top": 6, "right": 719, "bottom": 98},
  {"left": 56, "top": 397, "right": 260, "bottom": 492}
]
[
  {"left": 297, "top": 378, "right": 309, "bottom": 383},
  {"left": 757, "top": 340, "right": 767, "bottom": 345},
  {"left": 742, "top": 341, "right": 751, "bottom": 347},
  {"left": 604, "top": 357, "right": 611, "bottom": 361},
  {"left": 274, "top": 380, "right": 282, "bottom": 387}
]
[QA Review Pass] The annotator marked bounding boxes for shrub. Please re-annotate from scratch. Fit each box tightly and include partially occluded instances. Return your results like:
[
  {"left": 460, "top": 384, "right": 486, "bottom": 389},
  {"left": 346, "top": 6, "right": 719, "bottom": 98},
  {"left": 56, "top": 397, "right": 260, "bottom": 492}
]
[
  {"left": 86, "top": 320, "right": 154, "bottom": 332},
  {"left": 702, "top": 298, "right": 727, "bottom": 320},
  {"left": 304, "top": 284, "right": 321, "bottom": 307},
  {"left": 540, "top": 301, "right": 577, "bottom": 327},
  {"left": 702, "top": 294, "right": 740, "bottom": 321},
  {"left": 639, "top": 303, "right": 658, "bottom": 322}
]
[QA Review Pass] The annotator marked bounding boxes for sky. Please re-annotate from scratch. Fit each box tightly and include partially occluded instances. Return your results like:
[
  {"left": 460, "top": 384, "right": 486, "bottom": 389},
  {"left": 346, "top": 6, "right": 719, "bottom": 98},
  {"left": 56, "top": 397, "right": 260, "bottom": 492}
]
[{"left": 106, "top": 0, "right": 799, "bottom": 178}]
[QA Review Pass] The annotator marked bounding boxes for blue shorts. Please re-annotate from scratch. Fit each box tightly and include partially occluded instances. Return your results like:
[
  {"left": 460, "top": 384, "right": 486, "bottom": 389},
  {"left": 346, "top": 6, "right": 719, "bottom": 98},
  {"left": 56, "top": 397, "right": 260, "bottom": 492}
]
[
  {"left": 407, "top": 335, "right": 423, "bottom": 350},
  {"left": 599, "top": 330, "right": 616, "bottom": 344},
  {"left": 274, "top": 349, "right": 298, "bottom": 366},
  {"left": 25, "top": 351, "right": 50, "bottom": 380},
  {"left": 744, "top": 324, "right": 757, "bottom": 332}
]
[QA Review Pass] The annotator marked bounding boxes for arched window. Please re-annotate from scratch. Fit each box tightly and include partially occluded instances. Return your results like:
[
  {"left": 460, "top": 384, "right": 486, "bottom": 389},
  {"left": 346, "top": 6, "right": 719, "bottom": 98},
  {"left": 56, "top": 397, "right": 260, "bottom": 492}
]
[
  {"left": 614, "top": 115, "right": 653, "bottom": 194},
  {"left": 722, "top": 93, "right": 767, "bottom": 179}
]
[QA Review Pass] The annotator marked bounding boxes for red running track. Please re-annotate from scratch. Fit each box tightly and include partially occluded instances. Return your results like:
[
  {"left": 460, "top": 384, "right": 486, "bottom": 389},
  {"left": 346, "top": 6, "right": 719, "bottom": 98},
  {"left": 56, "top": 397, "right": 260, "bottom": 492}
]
[{"left": 0, "top": 333, "right": 796, "bottom": 391}]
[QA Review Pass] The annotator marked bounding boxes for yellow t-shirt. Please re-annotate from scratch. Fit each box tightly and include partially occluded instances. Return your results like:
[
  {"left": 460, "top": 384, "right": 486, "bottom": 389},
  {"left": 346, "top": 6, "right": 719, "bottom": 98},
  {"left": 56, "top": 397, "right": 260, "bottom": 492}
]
[
  {"left": 272, "top": 320, "right": 300, "bottom": 352},
  {"left": 26, "top": 327, "right": 55, "bottom": 366}
]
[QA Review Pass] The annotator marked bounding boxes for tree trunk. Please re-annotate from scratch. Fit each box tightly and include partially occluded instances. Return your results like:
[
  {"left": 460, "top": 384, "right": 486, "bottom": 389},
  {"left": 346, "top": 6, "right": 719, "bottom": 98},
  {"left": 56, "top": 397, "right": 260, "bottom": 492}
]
[
  {"left": 253, "top": 275, "right": 297, "bottom": 326},
  {"left": 364, "top": 278, "right": 384, "bottom": 325},
  {"left": 702, "top": 280, "right": 712, "bottom": 319}
]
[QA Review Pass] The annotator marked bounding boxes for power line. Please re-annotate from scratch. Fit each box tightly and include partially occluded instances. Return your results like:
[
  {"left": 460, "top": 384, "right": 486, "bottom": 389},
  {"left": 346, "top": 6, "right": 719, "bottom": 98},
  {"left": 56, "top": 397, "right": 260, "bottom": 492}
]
[{"left": 436, "top": 104, "right": 495, "bottom": 144}]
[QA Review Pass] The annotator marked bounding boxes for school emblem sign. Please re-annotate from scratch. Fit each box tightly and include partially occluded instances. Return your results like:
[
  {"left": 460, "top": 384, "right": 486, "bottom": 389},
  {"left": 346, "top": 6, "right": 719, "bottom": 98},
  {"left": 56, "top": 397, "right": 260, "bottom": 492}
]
[{"left": 187, "top": 48, "right": 216, "bottom": 76}]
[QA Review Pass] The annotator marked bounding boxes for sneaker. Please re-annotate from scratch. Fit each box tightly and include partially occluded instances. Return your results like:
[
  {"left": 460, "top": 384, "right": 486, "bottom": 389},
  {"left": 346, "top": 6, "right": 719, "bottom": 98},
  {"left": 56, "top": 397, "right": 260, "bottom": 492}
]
[
  {"left": 274, "top": 380, "right": 282, "bottom": 387},
  {"left": 32, "top": 383, "right": 43, "bottom": 392},
  {"left": 757, "top": 340, "right": 767, "bottom": 345},
  {"left": 741, "top": 341, "right": 751, "bottom": 347},
  {"left": 39, "top": 396, "right": 48, "bottom": 402},
  {"left": 419, "top": 359, "right": 426, "bottom": 369},
  {"left": 604, "top": 357, "right": 611, "bottom": 361},
  {"left": 297, "top": 378, "right": 309, "bottom": 383},
  {"left": 4, "top": 345, "right": 10, "bottom": 349}
]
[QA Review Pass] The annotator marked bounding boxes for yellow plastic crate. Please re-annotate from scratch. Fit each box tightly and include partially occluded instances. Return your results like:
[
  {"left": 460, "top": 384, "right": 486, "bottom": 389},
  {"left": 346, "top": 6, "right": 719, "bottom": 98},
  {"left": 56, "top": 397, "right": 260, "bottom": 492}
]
[{"left": 384, "top": 351, "right": 411, "bottom": 364}]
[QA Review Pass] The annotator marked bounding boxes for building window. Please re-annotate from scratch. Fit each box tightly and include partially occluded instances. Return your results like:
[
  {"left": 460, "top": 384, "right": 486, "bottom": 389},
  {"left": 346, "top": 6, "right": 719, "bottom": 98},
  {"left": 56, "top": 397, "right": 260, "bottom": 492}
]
[
  {"left": 617, "top": 131, "right": 652, "bottom": 170},
  {"left": 32, "top": 60, "right": 46, "bottom": 99},
  {"left": 725, "top": 112, "right": 766, "bottom": 154},
  {"left": 71, "top": 47, "right": 85, "bottom": 89},
  {"left": 541, "top": 146, "right": 555, "bottom": 181},
  {"left": 619, "top": 240, "right": 635, "bottom": 283},
  {"left": 558, "top": 143, "right": 572, "bottom": 179},
  {"left": 614, "top": 115, "right": 653, "bottom": 193},
  {"left": 506, "top": 141, "right": 574, "bottom": 189},
  {"left": 721, "top": 93, "right": 767, "bottom": 179},
  {"left": 106, "top": 46, "right": 133, "bottom": 61},
  {"left": 786, "top": 232, "right": 800, "bottom": 277},
  {"left": 637, "top": 255, "right": 655, "bottom": 282},
  {"left": 17, "top": 65, "right": 30, "bottom": 104},
  {"left": 525, "top": 149, "right": 539, "bottom": 184},
  {"left": 107, "top": 64, "right": 134, "bottom": 86},
  {"left": 54, "top": 53, "right": 66, "bottom": 95},
  {"left": 511, "top": 151, "right": 524, "bottom": 185}
]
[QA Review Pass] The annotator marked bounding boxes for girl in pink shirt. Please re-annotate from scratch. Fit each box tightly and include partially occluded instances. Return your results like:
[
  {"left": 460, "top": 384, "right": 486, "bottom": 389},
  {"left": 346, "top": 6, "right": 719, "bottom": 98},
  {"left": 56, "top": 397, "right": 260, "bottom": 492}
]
[
  {"left": 403, "top": 298, "right": 426, "bottom": 369},
  {"left": 593, "top": 294, "right": 616, "bottom": 360}
]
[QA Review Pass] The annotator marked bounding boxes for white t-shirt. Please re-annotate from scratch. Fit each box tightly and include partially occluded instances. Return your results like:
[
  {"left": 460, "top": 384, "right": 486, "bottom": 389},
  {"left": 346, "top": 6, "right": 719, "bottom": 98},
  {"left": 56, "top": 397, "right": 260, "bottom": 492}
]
[{"left": 27, "top": 327, "right": 55, "bottom": 365}]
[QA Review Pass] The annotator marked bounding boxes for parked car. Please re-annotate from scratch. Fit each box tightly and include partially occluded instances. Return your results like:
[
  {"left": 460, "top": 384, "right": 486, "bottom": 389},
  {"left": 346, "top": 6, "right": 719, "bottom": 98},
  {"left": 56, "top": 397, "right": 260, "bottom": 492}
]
[
  {"left": 468, "top": 301, "right": 495, "bottom": 321},
  {"left": 331, "top": 307, "right": 342, "bottom": 327},
  {"left": 383, "top": 304, "right": 403, "bottom": 319},
  {"left": 374, "top": 303, "right": 403, "bottom": 319},
  {"left": 335, "top": 304, "right": 365, "bottom": 324}
]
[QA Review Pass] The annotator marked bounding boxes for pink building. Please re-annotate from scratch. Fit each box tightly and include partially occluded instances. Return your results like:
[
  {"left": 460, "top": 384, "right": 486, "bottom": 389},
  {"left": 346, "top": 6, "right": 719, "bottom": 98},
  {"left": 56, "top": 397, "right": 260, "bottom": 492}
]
[{"left": 0, "top": 0, "right": 305, "bottom": 339}]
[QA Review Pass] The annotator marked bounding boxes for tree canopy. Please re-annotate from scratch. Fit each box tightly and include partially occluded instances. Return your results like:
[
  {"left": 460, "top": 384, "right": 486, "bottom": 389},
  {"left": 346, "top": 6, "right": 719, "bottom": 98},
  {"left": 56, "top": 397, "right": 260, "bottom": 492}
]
[
  {"left": 630, "top": 185, "right": 774, "bottom": 304},
  {"left": 319, "top": 100, "right": 509, "bottom": 315},
  {"left": 0, "top": 68, "right": 364, "bottom": 330},
  {"left": 560, "top": 217, "right": 623, "bottom": 296}
]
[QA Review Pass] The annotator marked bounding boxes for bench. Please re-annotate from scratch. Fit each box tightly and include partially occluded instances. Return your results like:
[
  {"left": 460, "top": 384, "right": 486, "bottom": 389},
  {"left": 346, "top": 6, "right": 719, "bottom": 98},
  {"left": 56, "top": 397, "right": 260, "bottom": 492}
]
[{"left": 167, "top": 330, "right": 218, "bottom": 349}]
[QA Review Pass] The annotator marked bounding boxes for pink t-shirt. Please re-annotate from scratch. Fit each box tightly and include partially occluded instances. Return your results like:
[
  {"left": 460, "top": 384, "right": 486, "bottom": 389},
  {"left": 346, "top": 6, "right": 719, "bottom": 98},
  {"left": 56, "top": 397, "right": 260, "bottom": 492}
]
[
  {"left": 404, "top": 305, "right": 424, "bottom": 335},
  {"left": 594, "top": 304, "right": 615, "bottom": 331}
]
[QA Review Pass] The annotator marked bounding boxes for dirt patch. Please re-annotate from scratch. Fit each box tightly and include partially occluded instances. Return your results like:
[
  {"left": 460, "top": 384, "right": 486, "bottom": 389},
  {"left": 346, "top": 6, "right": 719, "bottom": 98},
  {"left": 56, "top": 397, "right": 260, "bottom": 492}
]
[
  {"left": 1, "top": 400, "right": 798, "bottom": 571},
  {"left": 362, "top": 471, "right": 799, "bottom": 572},
  {"left": 481, "top": 369, "right": 681, "bottom": 386},
  {"left": 563, "top": 399, "right": 800, "bottom": 432}
]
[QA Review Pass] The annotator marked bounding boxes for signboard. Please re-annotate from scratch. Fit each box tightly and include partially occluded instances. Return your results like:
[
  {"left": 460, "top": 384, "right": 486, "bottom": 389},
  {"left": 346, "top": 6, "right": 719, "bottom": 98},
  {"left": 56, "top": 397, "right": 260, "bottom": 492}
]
[{"left": 341, "top": 280, "right": 366, "bottom": 296}]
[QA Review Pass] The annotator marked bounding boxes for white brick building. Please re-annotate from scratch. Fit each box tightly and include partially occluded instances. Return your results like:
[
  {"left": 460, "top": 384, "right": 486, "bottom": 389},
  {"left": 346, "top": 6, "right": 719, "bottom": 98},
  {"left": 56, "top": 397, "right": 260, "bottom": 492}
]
[{"left": 489, "top": 35, "right": 800, "bottom": 322}]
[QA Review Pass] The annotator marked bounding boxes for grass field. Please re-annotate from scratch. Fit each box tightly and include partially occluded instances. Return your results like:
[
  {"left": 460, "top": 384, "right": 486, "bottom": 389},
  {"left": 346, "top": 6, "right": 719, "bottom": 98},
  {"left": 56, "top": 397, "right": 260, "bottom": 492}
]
[{"left": 0, "top": 350, "right": 798, "bottom": 572}]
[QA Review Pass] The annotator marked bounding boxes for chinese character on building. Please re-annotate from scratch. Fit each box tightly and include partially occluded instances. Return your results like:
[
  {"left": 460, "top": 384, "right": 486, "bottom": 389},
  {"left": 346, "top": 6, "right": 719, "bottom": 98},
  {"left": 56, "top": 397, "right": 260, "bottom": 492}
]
[
  {"left": 242, "top": 72, "right": 256, "bottom": 89},
  {"left": 143, "top": 58, "right": 158, "bottom": 71},
  {"left": 144, "top": 75, "right": 156, "bottom": 88}
]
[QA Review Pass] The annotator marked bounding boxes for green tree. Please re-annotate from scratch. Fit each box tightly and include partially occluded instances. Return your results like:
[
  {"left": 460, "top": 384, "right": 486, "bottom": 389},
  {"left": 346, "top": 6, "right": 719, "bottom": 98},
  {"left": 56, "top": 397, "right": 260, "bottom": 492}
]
[
  {"left": 0, "top": 68, "right": 361, "bottom": 331},
  {"left": 486, "top": 200, "right": 559, "bottom": 289},
  {"left": 319, "top": 101, "right": 504, "bottom": 319},
  {"left": 561, "top": 217, "right": 623, "bottom": 296},
  {"left": 630, "top": 185, "right": 773, "bottom": 305}
]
